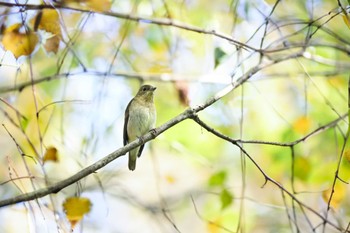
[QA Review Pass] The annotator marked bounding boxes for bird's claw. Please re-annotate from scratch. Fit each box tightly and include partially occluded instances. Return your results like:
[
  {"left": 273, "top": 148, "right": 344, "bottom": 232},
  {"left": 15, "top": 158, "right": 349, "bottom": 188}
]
[{"left": 149, "top": 128, "right": 157, "bottom": 138}]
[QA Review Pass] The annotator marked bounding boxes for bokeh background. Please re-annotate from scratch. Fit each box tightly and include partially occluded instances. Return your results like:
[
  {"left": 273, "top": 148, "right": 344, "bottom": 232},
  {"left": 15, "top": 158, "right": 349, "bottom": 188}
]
[{"left": 0, "top": 0, "right": 350, "bottom": 232}]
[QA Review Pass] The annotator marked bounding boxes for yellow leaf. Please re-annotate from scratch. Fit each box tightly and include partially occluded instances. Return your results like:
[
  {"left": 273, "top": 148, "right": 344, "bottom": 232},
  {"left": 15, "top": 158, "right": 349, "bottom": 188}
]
[
  {"left": 43, "top": 146, "right": 59, "bottom": 163},
  {"left": 35, "top": 9, "right": 62, "bottom": 53},
  {"left": 62, "top": 0, "right": 111, "bottom": 12},
  {"left": 328, "top": 76, "right": 346, "bottom": 87},
  {"left": 293, "top": 116, "right": 311, "bottom": 134},
  {"left": 37, "top": 9, "right": 61, "bottom": 36},
  {"left": 63, "top": 197, "right": 92, "bottom": 229},
  {"left": 207, "top": 218, "right": 221, "bottom": 233},
  {"left": 344, "top": 149, "right": 350, "bottom": 164},
  {"left": 165, "top": 174, "right": 176, "bottom": 184},
  {"left": 86, "top": 0, "right": 111, "bottom": 12},
  {"left": 2, "top": 24, "right": 38, "bottom": 58},
  {"left": 322, "top": 183, "right": 346, "bottom": 209},
  {"left": 342, "top": 14, "right": 350, "bottom": 30}
]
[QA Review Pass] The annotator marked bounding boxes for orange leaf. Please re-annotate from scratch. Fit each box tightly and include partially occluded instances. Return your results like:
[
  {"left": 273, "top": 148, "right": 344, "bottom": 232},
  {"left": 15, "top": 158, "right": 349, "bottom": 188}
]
[
  {"left": 293, "top": 116, "right": 311, "bottom": 134},
  {"left": 63, "top": 197, "right": 92, "bottom": 229},
  {"left": 2, "top": 24, "right": 38, "bottom": 58},
  {"left": 322, "top": 183, "right": 346, "bottom": 209},
  {"left": 43, "top": 146, "right": 59, "bottom": 163}
]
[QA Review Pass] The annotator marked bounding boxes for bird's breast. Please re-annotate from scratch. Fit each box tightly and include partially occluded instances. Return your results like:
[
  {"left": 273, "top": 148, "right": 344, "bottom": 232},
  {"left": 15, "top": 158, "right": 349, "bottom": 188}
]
[{"left": 127, "top": 101, "right": 156, "bottom": 139}]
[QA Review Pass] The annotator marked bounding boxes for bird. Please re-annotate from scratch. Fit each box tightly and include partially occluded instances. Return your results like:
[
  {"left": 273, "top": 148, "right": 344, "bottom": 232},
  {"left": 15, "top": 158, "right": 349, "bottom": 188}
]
[{"left": 123, "top": 84, "right": 157, "bottom": 171}]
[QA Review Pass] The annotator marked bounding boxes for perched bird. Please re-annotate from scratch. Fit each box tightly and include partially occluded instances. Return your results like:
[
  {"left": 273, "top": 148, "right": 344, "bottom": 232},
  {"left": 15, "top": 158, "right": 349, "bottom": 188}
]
[{"left": 123, "top": 84, "right": 157, "bottom": 171}]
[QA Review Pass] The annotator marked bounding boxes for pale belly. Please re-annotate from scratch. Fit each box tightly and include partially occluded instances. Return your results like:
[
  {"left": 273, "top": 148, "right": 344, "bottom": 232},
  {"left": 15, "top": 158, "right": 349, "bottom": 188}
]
[{"left": 127, "top": 105, "right": 156, "bottom": 140}]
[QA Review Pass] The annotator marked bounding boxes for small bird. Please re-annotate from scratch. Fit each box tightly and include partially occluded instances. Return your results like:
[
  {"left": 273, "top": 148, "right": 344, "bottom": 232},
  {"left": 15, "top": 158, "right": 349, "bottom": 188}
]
[{"left": 123, "top": 84, "right": 157, "bottom": 171}]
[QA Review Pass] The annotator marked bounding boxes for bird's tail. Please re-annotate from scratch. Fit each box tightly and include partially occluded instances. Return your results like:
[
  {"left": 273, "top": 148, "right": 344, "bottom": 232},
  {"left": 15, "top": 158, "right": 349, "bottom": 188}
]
[{"left": 128, "top": 150, "right": 137, "bottom": 171}]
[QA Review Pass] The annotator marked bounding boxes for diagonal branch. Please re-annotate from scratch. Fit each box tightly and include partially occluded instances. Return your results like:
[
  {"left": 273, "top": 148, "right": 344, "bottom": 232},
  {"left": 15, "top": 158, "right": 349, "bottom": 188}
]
[{"left": 0, "top": 54, "right": 300, "bottom": 208}]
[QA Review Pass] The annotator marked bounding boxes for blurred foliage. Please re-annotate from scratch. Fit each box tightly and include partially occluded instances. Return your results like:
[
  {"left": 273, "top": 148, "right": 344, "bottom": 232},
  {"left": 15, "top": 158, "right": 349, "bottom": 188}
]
[{"left": 0, "top": 0, "right": 349, "bottom": 232}]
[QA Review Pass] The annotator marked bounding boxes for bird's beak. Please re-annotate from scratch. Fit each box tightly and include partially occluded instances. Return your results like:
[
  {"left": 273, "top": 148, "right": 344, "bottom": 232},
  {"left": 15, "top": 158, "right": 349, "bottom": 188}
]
[{"left": 152, "top": 87, "right": 157, "bottom": 91}]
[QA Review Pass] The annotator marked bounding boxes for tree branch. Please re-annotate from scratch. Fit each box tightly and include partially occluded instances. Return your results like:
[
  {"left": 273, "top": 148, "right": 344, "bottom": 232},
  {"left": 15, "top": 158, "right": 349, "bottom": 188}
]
[
  {"left": 191, "top": 116, "right": 346, "bottom": 232},
  {"left": 0, "top": 53, "right": 301, "bottom": 207},
  {"left": 0, "top": 2, "right": 256, "bottom": 51}
]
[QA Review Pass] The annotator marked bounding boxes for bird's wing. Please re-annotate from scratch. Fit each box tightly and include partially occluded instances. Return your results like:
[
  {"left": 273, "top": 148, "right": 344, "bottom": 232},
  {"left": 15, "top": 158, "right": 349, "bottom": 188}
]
[{"left": 123, "top": 99, "right": 132, "bottom": 146}]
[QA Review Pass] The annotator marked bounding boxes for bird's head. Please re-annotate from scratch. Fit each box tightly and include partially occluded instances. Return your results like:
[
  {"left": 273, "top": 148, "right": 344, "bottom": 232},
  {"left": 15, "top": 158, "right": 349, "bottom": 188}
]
[{"left": 135, "top": 84, "right": 156, "bottom": 102}]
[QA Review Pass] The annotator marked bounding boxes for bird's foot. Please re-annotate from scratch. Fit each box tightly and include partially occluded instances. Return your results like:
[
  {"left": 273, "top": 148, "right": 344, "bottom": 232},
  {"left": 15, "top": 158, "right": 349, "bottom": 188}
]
[
  {"left": 149, "top": 128, "right": 157, "bottom": 138},
  {"left": 137, "top": 136, "right": 145, "bottom": 145}
]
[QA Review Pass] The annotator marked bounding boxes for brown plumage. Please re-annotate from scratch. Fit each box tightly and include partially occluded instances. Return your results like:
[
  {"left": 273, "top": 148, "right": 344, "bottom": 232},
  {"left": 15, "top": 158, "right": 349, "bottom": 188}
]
[{"left": 123, "top": 85, "right": 156, "bottom": 171}]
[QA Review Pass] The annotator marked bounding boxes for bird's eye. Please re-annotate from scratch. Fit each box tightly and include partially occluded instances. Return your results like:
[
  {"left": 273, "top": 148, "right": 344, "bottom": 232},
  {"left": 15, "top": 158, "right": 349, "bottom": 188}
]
[{"left": 142, "top": 87, "right": 147, "bottom": 91}]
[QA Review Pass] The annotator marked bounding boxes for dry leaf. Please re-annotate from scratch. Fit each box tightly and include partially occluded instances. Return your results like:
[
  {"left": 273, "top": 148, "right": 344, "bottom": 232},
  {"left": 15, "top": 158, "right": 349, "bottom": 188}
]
[
  {"left": 175, "top": 81, "right": 189, "bottom": 106},
  {"left": 322, "top": 183, "right": 346, "bottom": 209},
  {"left": 63, "top": 197, "right": 92, "bottom": 229},
  {"left": 35, "top": 9, "right": 62, "bottom": 53},
  {"left": 293, "top": 116, "right": 311, "bottom": 134},
  {"left": 43, "top": 146, "right": 59, "bottom": 163},
  {"left": 44, "top": 36, "right": 61, "bottom": 53},
  {"left": 2, "top": 24, "right": 38, "bottom": 58}
]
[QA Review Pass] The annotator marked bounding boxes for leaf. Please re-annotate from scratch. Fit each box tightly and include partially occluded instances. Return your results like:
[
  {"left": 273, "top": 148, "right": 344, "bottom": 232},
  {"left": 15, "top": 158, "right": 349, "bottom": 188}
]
[
  {"left": 344, "top": 149, "right": 350, "bottom": 164},
  {"left": 322, "top": 183, "right": 346, "bottom": 209},
  {"left": 214, "top": 47, "right": 226, "bottom": 67},
  {"left": 35, "top": 9, "right": 62, "bottom": 53},
  {"left": 175, "top": 81, "right": 189, "bottom": 106},
  {"left": 294, "top": 156, "right": 311, "bottom": 181},
  {"left": 207, "top": 217, "right": 222, "bottom": 233},
  {"left": 43, "top": 146, "right": 59, "bottom": 163},
  {"left": 86, "top": 0, "right": 111, "bottom": 12},
  {"left": 63, "top": 197, "right": 92, "bottom": 229},
  {"left": 293, "top": 116, "right": 311, "bottom": 134},
  {"left": 220, "top": 188, "right": 233, "bottom": 210},
  {"left": 44, "top": 35, "right": 61, "bottom": 54},
  {"left": 165, "top": 174, "right": 176, "bottom": 184},
  {"left": 20, "top": 117, "right": 29, "bottom": 131},
  {"left": 63, "top": 0, "right": 111, "bottom": 12},
  {"left": 342, "top": 14, "right": 350, "bottom": 30},
  {"left": 2, "top": 24, "right": 38, "bottom": 58},
  {"left": 208, "top": 170, "right": 227, "bottom": 187},
  {"left": 36, "top": 9, "right": 61, "bottom": 35}
]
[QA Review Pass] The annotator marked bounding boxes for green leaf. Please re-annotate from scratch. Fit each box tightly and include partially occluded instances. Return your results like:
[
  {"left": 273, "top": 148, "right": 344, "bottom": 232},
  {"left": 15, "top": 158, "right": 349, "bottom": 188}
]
[
  {"left": 20, "top": 117, "right": 29, "bottom": 131},
  {"left": 220, "top": 188, "right": 233, "bottom": 210},
  {"left": 294, "top": 156, "right": 311, "bottom": 181},
  {"left": 214, "top": 47, "right": 226, "bottom": 68},
  {"left": 208, "top": 170, "right": 227, "bottom": 187}
]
